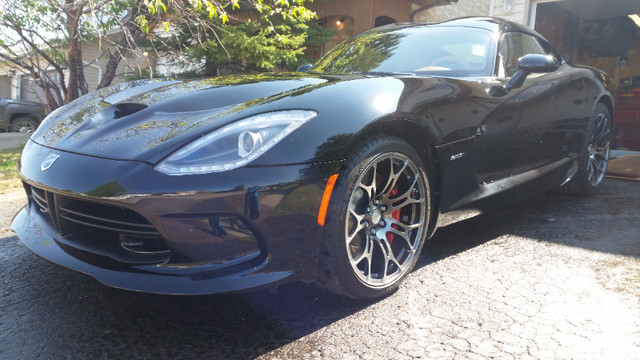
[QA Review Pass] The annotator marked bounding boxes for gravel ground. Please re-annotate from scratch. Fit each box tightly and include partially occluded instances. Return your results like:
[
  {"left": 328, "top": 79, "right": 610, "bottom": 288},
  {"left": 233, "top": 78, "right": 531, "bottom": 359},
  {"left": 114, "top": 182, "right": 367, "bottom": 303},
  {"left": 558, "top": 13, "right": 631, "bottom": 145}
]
[{"left": 1, "top": 179, "right": 639, "bottom": 359}]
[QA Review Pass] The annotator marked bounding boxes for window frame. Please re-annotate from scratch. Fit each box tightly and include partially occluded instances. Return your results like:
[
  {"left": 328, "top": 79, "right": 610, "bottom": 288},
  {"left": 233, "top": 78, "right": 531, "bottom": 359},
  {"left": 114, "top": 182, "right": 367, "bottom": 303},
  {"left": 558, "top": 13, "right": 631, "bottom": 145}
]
[{"left": 494, "top": 31, "right": 564, "bottom": 79}]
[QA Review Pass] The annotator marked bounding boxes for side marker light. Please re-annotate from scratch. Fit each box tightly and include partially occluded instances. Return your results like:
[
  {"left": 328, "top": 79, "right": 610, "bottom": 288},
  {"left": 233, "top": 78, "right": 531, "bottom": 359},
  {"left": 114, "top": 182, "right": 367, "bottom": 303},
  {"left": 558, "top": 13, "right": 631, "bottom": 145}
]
[{"left": 317, "top": 174, "right": 339, "bottom": 226}]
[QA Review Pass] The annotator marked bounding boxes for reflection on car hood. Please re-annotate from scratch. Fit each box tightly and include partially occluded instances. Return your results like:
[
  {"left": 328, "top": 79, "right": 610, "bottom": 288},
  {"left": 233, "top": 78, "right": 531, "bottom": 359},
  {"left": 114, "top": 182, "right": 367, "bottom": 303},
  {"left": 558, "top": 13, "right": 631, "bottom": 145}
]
[{"left": 30, "top": 75, "right": 328, "bottom": 162}]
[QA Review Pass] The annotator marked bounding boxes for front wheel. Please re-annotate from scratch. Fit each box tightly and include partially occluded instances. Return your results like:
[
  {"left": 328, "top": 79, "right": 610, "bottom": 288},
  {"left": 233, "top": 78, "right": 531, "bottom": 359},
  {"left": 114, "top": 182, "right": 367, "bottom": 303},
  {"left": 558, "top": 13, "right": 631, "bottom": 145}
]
[
  {"left": 10, "top": 117, "right": 39, "bottom": 134},
  {"left": 317, "top": 136, "right": 431, "bottom": 299},
  {"left": 562, "top": 102, "right": 611, "bottom": 195}
]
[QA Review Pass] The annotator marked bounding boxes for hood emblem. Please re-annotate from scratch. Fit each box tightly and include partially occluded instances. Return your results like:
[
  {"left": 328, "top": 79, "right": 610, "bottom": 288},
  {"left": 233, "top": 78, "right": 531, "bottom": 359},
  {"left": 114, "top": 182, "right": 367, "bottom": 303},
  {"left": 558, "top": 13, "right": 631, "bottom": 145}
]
[{"left": 41, "top": 154, "right": 60, "bottom": 171}]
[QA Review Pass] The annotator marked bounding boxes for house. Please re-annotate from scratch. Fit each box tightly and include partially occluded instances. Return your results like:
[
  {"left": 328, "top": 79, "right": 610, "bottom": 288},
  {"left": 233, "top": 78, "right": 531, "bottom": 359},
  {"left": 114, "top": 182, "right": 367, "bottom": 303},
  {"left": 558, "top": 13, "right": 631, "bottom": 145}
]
[
  {"left": 0, "top": 33, "right": 148, "bottom": 107},
  {"left": 310, "top": 0, "right": 640, "bottom": 93},
  {"left": 3, "top": 0, "right": 639, "bottom": 110},
  {"left": 309, "top": 0, "right": 640, "bottom": 149}
]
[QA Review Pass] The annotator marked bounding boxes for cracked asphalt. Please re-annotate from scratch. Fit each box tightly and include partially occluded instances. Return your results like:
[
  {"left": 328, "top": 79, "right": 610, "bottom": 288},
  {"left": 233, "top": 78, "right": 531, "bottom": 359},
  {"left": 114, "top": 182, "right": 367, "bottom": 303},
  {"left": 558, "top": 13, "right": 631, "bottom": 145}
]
[{"left": 1, "top": 179, "right": 639, "bottom": 359}]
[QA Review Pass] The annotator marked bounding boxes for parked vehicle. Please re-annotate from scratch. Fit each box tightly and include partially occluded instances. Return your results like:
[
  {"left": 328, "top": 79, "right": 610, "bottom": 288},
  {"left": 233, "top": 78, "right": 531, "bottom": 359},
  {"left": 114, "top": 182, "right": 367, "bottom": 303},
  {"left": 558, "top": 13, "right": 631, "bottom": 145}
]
[
  {"left": 0, "top": 95, "right": 45, "bottom": 133},
  {"left": 12, "top": 17, "right": 612, "bottom": 299}
]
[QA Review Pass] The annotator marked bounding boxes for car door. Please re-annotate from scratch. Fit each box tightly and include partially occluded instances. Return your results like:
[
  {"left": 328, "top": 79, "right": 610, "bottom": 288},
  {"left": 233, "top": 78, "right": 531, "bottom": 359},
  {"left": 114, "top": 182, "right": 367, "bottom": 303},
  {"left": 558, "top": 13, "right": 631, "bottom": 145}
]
[
  {"left": 0, "top": 95, "right": 7, "bottom": 127},
  {"left": 477, "top": 31, "right": 589, "bottom": 183},
  {"left": 476, "top": 31, "right": 587, "bottom": 183},
  {"left": 475, "top": 31, "right": 552, "bottom": 183},
  {"left": 401, "top": 29, "right": 588, "bottom": 214}
]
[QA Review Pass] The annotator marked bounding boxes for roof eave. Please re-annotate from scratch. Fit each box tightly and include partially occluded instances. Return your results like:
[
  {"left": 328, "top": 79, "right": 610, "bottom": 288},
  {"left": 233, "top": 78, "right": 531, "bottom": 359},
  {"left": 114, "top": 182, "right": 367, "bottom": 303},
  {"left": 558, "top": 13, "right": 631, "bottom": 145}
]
[{"left": 406, "top": 0, "right": 459, "bottom": 7}]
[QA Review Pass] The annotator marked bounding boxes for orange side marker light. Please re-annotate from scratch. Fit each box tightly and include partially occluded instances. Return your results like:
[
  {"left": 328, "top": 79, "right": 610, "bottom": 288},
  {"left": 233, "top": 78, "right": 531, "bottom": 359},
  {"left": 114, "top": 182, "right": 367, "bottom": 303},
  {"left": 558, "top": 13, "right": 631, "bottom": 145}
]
[{"left": 317, "top": 174, "right": 339, "bottom": 226}]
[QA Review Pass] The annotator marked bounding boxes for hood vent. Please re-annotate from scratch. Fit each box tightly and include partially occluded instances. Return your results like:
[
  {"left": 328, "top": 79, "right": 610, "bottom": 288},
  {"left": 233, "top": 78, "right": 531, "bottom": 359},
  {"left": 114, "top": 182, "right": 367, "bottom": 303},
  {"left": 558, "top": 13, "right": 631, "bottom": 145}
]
[{"left": 113, "top": 102, "right": 148, "bottom": 119}]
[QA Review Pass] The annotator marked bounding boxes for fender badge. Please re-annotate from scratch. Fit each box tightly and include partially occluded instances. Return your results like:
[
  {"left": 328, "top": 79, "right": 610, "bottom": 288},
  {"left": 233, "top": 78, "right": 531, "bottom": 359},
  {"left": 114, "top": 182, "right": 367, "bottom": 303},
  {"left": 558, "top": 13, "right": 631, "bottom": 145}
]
[{"left": 41, "top": 154, "right": 60, "bottom": 171}]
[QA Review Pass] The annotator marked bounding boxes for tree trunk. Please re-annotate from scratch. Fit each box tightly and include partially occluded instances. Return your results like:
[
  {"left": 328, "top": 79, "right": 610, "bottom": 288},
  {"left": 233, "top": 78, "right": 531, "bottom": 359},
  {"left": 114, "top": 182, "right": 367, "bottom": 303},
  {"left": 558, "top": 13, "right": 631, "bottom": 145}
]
[
  {"left": 65, "top": 0, "right": 83, "bottom": 104},
  {"left": 97, "top": 8, "right": 148, "bottom": 89}
]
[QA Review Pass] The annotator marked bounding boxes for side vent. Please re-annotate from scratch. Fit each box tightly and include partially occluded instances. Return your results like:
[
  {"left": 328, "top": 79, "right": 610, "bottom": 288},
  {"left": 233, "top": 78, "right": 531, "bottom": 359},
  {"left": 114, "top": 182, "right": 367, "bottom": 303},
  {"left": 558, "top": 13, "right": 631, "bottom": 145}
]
[{"left": 113, "top": 102, "right": 148, "bottom": 119}]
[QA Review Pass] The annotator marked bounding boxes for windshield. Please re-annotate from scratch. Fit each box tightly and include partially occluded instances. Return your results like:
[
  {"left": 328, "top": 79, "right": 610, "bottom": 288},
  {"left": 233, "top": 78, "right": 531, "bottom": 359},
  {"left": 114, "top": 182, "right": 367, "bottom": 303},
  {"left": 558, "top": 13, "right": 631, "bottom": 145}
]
[{"left": 311, "top": 26, "right": 496, "bottom": 77}]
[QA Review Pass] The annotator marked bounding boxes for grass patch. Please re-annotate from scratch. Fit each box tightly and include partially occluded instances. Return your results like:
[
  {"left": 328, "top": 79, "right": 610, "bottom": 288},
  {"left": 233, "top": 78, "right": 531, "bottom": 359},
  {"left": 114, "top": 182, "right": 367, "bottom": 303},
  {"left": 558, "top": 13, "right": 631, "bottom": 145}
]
[{"left": 0, "top": 145, "right": 24, "bottom": 193}]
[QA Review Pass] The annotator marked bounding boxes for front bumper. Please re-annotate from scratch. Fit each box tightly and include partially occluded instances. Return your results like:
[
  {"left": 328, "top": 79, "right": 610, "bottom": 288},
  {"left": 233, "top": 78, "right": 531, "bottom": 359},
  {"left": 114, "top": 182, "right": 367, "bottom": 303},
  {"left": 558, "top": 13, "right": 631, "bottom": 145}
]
[{"left": 11, "top": 140, "right": 338, "bottom": 294}]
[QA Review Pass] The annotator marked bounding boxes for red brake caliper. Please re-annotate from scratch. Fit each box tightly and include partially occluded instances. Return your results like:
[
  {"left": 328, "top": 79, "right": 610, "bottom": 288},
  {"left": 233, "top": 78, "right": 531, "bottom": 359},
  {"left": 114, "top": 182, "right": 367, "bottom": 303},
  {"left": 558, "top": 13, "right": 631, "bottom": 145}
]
[{"left": 385, "top": 188, "right": 401, "bottom": 244}]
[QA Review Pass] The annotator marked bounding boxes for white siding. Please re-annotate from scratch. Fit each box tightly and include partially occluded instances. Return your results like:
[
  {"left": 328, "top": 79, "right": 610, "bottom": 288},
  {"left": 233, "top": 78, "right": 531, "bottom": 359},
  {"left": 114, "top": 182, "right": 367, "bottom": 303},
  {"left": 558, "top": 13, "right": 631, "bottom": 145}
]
[
  {"left": 411, "top": 0, "right": 535, "bottom": 26},
  {"left": 80, "top": 42, "right": 104, "bottom": 91},
  {"left": 412, "top": 0, "right": 491, "bottom": 23},
  {"left": 491, "top": 0, "right": 530, "bottom": 24},
  {"left": 79, "top": 36, "right": 148, "bottom": 91},
  {"left": 0, "top": 75, "right": 11, "bottom": 98}
]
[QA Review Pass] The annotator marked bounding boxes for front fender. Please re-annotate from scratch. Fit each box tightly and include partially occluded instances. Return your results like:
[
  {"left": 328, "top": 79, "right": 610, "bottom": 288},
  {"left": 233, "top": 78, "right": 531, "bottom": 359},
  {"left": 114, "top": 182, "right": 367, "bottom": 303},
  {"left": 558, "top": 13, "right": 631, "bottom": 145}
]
[{"left": 5, "top": 103, "right": 45, "bottom": 121}]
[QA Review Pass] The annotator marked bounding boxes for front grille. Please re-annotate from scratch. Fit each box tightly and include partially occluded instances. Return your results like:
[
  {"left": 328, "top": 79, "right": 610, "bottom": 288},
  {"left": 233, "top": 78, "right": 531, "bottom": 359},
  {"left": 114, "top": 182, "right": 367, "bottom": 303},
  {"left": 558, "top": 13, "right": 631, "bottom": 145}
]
[
  {"left": 26, "top": 184, "right": 170, "bottom": 265},
  {"left": 31, "top": 187, "right": 50, "bottom": 214},
  {"left": 58, "top": 200, "right": 159, "bottom": 237}
]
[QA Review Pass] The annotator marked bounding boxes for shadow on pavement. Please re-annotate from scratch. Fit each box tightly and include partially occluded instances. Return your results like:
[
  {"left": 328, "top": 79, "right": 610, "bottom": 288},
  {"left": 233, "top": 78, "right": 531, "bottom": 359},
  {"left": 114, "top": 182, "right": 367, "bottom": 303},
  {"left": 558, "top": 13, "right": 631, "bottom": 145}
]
[
  {"left": 1, "top": 232, "right": 373, "bottom": 359},
  {"left": 1, "top": 180, "right": 637, "bottom": 359},
  {"left": 416, "top": 178, "right": 639, "bottom": 275}
]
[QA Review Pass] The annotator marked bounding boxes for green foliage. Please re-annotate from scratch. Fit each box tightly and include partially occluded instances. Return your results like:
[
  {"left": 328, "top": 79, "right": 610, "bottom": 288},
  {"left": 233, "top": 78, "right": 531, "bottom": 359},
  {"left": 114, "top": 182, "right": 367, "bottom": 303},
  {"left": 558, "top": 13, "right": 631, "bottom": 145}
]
[
  {"left": 196, "top": 17, "right": 307, "bottom": 72},
  {"left": 291, "top": 20, "right": 336, "bottom": 69},
  {"left": 0, "top": 145, "right": 24, "bottom": 193},
  {"left": 137, "top": 0, "right": 331, "bottom": 75},
  {"left": 158, "top": 10, "right": 335, "bottom": 75},
  {"left": 137, "top": 0, "right": 316, "bottom": 34}
]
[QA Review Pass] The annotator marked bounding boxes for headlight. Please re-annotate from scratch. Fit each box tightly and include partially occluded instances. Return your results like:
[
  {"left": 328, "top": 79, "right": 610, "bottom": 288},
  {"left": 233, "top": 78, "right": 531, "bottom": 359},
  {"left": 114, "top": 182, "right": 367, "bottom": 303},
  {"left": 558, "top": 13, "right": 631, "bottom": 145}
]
[{"left": 155, "top": 110, "right": 317, "bottom": 175}]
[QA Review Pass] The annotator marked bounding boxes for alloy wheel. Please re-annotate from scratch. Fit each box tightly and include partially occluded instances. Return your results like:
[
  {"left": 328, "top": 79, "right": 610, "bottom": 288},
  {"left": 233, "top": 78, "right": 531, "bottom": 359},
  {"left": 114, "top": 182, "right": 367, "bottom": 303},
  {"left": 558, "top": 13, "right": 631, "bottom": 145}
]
[
  {"left": 587, "top": 111, "right": 611, "bottom": 188},
  {"left": 12, "top": 119, "right": 37, "bottom": 134},
  {"left": 345, "top": 152, "right": 428, "bottom": 288}
]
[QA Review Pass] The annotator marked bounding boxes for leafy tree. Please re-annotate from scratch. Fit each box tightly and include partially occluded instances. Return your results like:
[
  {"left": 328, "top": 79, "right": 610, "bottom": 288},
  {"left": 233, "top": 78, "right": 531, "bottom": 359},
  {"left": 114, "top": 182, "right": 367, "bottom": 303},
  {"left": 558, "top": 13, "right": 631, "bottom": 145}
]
[
  {"left": 0, "top": 0, "right": 318, "bottom": 110},
  {"left": 0, "top": 0, "right": 149, "bottom": 110},
  {"left": 146, "top": 6, "right": 335, "bottom": 77}
]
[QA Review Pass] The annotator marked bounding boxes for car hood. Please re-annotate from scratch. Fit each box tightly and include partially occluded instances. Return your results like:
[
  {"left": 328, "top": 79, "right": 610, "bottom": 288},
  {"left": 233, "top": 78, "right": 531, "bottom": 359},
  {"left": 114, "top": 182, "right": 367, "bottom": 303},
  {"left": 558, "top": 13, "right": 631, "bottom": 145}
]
[{"left": 30, "top": 75, "right": 329, "bottom": 162}]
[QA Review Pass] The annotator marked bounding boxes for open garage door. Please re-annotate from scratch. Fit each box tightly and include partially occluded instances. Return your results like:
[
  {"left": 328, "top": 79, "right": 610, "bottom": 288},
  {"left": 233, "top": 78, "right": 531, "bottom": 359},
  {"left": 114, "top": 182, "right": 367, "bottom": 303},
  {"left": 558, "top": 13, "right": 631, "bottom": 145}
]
[{"left": 531, "top": 0, "right": 640, "bottom": 150}]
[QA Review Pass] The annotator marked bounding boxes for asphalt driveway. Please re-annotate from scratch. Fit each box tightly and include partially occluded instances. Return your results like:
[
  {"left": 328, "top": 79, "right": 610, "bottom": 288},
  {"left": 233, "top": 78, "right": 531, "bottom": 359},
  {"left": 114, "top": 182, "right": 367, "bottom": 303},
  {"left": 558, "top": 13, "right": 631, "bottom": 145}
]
[{"left": 1, "top": 179, "right": 639, "bottom": 359}]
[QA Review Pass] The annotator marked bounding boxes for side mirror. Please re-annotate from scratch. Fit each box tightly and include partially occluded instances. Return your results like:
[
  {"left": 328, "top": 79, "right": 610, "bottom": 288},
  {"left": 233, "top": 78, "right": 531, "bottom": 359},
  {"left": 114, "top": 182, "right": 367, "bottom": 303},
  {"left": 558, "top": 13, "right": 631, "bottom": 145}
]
[
  {"left": 518, "top": 54, "right": 559, "bottom": 74},
  {"left": 505, "top": 54, "right": 559, "bottom": 91},
  {"left": 296, "top": 64, "right": 312, "bottom": 73}
]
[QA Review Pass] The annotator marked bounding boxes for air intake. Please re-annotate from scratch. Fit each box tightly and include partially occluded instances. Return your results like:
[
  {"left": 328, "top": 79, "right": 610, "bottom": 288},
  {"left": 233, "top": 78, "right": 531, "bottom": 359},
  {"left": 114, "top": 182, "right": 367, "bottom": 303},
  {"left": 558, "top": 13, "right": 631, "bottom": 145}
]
[{"left": 113, "top": 102, "right": 148, "bottom": 119}]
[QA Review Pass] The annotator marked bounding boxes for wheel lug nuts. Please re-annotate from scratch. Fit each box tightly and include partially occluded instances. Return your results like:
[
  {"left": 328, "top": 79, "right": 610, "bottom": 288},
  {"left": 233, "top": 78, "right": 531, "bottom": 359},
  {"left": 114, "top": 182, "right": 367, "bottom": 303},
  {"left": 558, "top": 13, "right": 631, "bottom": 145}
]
[
  {"left": 379, "top": 220, "right": 385, "bottom": 227},
  {"left": 374, "top": 199, "right": 380, "bottom": 205},
  {"left": 380, "top": 205, "right": 386, "bottom": 212},
  {"left": 370, "top": 228, "right": 376, "bottom": 235},
  {"left": 362, "top": 220, "right": 369, "bottom": 227}
]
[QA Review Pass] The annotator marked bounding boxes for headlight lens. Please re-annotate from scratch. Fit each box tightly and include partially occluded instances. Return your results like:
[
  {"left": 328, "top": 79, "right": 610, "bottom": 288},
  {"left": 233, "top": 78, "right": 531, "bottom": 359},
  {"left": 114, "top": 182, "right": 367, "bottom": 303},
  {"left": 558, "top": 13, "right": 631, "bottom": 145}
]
[{"left": 155, "top": 110, "right": 317, "bottom": 175}]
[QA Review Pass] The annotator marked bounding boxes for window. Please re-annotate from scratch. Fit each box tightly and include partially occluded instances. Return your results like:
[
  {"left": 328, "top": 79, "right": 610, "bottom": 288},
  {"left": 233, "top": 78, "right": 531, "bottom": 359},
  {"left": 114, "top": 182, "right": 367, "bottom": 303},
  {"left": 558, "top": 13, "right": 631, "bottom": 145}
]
[
  {"left": 375, "top": 16, "right": 395, "bottom": 27},
  {"left": 312, "top": 27, "right": 494, "bottom": 77},
  {"left": 497, "top": 32, "right": 546, "bottom": 78}
]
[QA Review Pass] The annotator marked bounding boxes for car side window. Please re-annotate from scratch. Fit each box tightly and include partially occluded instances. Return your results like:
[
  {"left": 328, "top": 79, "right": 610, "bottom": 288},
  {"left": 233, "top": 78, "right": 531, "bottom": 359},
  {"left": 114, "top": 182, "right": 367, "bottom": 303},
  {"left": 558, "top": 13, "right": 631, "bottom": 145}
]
[{"left": 497, "top": 32, "right": 546, "bottom": 78}]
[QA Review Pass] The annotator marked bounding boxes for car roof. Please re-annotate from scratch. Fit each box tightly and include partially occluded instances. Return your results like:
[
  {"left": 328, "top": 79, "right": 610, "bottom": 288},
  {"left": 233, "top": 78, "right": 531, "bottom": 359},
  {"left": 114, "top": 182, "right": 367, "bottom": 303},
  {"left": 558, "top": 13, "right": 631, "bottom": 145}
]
[{"left": 369, "top": 16, "right": 542, "bottom": 39}]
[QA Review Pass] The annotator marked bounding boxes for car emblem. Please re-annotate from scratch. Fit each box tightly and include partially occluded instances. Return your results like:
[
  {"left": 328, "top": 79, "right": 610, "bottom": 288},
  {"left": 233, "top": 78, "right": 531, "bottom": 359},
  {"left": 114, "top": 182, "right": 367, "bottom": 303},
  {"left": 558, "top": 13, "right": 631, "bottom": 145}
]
[{"left": 41, "top": 154, "right": 60, "bottom": 171}]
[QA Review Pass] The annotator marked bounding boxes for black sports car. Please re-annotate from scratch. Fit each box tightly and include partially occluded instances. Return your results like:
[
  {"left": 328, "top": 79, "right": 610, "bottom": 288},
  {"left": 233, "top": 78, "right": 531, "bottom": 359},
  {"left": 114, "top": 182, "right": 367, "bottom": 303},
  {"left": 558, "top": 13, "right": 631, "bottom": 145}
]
[{"left": 12, "top": 17, "right": 612, "bottom": 299}]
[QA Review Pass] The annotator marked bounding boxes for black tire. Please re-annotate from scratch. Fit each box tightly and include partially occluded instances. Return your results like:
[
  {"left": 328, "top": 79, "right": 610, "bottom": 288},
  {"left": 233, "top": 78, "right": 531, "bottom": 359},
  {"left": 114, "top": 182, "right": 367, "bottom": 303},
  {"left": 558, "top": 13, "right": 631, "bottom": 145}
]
[
  {"left": 317, "top": 135, "right": 431, "bottom": 299},
  {"left": 562, "top": 102, "right": 612, "bottom": 195},
  {"left": 10, "top": 117, "right": 39, "bottom": 134}
]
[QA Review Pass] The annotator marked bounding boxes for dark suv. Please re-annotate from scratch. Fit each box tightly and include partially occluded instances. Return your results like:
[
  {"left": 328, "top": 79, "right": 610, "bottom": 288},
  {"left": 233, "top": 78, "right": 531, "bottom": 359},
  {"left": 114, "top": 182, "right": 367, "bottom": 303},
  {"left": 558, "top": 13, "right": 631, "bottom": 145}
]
[{"left": 0, "top": 95, "right": 46, "bottom": 133}]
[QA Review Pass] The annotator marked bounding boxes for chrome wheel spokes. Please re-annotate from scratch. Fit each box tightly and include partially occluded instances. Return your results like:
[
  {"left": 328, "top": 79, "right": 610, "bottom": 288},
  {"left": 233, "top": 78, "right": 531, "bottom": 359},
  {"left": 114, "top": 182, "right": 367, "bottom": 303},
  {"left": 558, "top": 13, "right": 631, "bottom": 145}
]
[
  {"left": 587, "top": 112, "right": 611, "bottom": 187},
  {"left": 345, "top": 152, "right": 428, "bottom": 288}
]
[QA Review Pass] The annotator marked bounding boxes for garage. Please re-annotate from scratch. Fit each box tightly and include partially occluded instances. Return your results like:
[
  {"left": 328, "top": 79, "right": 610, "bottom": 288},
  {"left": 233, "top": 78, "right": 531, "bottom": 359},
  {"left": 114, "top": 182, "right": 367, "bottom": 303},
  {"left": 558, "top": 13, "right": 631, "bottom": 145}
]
[{"left": 530, "top": 0, "right": 640, "bottom": 150}]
